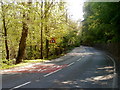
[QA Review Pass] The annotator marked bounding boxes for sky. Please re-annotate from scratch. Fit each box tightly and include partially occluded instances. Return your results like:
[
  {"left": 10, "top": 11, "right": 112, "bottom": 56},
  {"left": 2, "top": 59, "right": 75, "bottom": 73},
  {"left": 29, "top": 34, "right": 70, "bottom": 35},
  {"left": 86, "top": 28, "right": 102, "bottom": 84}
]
[{"left": 66, "top": 0, "right": 84, "bottom": 21}]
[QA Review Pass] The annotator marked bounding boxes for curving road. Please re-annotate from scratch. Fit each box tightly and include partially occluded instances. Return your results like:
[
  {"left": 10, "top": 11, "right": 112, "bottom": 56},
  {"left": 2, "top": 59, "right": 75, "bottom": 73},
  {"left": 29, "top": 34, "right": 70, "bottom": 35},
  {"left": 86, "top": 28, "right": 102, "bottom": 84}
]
[{"left": 2, "top": 46, "right": 118, "bottom": 89}]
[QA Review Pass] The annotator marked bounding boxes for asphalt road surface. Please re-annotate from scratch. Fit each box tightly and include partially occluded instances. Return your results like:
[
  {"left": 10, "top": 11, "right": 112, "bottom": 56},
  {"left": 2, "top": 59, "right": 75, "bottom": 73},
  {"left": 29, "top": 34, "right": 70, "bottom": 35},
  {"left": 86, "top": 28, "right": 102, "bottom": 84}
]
[{"left": 2, "top": 46, "right": 118, "bottom": 89}]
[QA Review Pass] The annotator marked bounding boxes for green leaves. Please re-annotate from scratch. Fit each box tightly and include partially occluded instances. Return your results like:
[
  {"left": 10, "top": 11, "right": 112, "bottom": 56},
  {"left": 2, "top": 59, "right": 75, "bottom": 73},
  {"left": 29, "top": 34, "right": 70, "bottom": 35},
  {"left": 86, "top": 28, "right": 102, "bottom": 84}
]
[
  {"left": 82, "top": 2, "right": 120, "bottom": 45},
  {"left": 1, "top": 1, "right": 80, "bottom": 62}
]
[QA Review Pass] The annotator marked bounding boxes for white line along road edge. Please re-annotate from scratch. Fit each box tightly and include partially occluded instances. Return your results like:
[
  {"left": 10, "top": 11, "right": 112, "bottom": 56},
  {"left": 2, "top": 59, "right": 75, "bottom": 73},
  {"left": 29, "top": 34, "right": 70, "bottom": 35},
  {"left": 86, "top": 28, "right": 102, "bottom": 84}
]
[{"left": 107, "top": 55, "right": 118, "bottom": 88}]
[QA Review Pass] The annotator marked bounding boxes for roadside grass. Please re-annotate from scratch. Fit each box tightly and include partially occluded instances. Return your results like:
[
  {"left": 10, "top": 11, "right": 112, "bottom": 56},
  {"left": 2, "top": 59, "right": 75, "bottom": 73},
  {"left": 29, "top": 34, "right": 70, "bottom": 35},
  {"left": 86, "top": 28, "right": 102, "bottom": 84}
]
[
  {"left": 1, "top": 59, "right": 48, "bottom": 70},
  {"left": 1, "top": 46, "right": 77, "bottom": 70},
  {"left": 1, "top": 52, "right": 67, "bottom": 70}
]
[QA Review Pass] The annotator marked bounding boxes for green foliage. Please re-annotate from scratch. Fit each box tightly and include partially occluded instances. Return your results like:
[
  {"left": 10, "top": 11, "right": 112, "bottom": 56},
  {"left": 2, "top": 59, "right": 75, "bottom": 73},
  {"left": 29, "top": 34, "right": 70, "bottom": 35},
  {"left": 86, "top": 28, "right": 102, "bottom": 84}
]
[
  {"left": 1, "top": 59, "right": 47, "bottom": 69},
  {"left": 1, "top": 1, "right": 81, "bottom": 65},
  {"left": 82, "top": 2, "right": 120, "bottom": 45}
]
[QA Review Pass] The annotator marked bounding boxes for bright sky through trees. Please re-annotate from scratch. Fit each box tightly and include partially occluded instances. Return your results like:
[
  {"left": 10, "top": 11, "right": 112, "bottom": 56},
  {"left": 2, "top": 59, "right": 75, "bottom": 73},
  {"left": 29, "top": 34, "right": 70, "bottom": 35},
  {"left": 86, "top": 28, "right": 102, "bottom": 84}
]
[
  {"left": 65, "top": 0, "right": 120, "bottom": 21},
  {"left": 66, "top": 0, "right": 84, "bottom": 21},
  {"left": 4, "top": 0, "right": 84, "bottom": 21}
]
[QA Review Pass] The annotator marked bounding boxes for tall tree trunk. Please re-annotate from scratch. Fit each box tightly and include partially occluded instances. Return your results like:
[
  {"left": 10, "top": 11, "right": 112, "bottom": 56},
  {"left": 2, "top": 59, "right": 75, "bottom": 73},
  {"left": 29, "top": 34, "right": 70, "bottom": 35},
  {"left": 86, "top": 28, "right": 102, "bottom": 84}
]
[
  {"left": 40, "top": 1, "right": 54, "bottom": 59},
  {"left": 44, "top": 1, "right": 54, "bottom": 58},
  {"left": 1, "top": 3, "right": 9, "bottom": 60},
  {"left": 16, "top": 14, "right": 28, "bottom": 64},
  {"left": 40, "top": 1, "right": 43, "bottom": 59},
  {"left": 45, "top": 1, "right": 49, "bottom": 59},
  {"left": 46, "top": 37, "right": 49, "bottom": 58},
  {"left": 3, "top": 17, "right": 9, "bottom": 60},
  {"left": 16, "top": 1, "right": 32, "bottom": 64}
]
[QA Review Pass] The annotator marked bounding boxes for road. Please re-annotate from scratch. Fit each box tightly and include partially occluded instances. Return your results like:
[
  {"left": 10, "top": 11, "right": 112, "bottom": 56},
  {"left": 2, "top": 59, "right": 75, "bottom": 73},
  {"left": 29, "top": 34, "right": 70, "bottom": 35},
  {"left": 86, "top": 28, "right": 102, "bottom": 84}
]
[{"left": 2, "top": 46, "right": 118, "bottom": 89}]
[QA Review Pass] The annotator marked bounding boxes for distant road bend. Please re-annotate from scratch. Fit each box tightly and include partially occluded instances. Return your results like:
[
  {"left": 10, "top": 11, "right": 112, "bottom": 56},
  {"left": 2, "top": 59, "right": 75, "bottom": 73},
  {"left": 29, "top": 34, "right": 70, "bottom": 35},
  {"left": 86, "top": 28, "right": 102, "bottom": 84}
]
[{"left": 2, "top": 46, "right": 118, "bottom": 89}]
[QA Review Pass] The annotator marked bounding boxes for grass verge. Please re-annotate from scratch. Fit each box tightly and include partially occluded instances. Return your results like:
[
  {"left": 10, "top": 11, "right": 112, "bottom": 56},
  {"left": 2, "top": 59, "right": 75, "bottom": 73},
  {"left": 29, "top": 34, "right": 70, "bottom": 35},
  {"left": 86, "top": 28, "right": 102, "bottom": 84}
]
[
  {"left": 1, "top": 46, "right": 76, "bottom": 70},
  {"left": 0, "top": 59, "right": 48, "bottom": 70}
]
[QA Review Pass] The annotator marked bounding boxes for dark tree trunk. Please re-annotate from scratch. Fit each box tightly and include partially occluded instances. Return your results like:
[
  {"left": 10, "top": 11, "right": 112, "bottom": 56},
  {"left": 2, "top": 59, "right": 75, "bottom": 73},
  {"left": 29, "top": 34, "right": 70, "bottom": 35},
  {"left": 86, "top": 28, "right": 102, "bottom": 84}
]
[
  {"left": 16, "top": 16, "right": 28, "bottom": 64},
  {"left": 40, "top": 1, "right": 43, "bottom": 59},
  {"left": 45, "top": 9, "right": 49, "bottom": 58},
  {"left": 44, "top": 1, "right": 50, "bottom": 59},
  {"left": 40, "top": 1, "right": 54, "bottom": 59},
  {"left": 46, "top": 39, "right": 49, "bottom": 58},
  {"left": 16, "top": 1, "right": 32, "bottom": 64},
  {"left": 40, "top": 21, "right": 43, "bottom": 59},
  {"left": 1, "top": 3, "right": 9, "bottom": 60},
  {"left": 3, "top": 19, "right": 9, "bottom": 60}
]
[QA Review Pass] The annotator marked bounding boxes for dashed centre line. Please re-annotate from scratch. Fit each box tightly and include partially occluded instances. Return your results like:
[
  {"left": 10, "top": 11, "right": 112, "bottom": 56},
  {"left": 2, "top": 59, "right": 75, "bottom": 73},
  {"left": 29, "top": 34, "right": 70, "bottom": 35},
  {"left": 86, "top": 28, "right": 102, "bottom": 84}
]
[
  {"left": 44, "top": 61, "right": 79, "bottom": 77},
  {"left": 44, "top": 58, "right": 83, "bottom": 77},
  {"left": 77, "top": 58, "right": 81, "bottom": 61},
  {"left": 44, "top": 58, "right": 82, "bottom": 77},
  {"left": 10, "top": 81, "right": 31, "bottom": 90},
  {"left": 68, "top": 62, "right": 75, "bottom": 66},
  {"left": 44, "top": 68, "right": 62, "bottom": 77}
]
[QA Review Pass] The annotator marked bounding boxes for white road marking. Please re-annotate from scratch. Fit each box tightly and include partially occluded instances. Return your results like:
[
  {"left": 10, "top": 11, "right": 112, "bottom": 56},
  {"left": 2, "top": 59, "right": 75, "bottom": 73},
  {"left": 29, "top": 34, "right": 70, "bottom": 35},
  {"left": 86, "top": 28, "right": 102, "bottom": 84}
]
[
  {"left": 9, "top": 81, "right": 31, "bottom": 90},
  {"left": 106, "top": 55, "right": 116, "bottom": 73},
  {"left": 9, "top": 57, "right": 81, "bottom": 89},
  {"left": 44, "top": 62, "right": 76, "bottom": 77},
  {"left": 106, "top": 55, "right": 117, "bottom": 88},
  {"left": 44, "top": 69, "right": 62, "bottom": 77},
  {"left": 77, "top": 58, "right": 81, "bottom": 61},
  {"left": 68, "top": 62, "right": 75, "bottom": 66}
]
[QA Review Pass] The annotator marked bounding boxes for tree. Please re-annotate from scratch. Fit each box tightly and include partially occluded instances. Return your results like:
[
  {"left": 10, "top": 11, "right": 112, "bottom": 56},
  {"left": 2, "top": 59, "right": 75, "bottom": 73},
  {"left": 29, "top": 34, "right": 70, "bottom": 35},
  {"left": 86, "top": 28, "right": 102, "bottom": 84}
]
[
  {"left": 82, "top": 2, "right": 120, "bottom": 45},
  {"left": 1, "top": 1, "right": 9, "bottom": 60},
  {"left": 1, "top": 0, "right": 80, "bottom": 64},
  {"left": 40, "top": 0, "right": 43, "bottom": 59},
  {"left": 16, "top": 1, "right": 32, "bottom": 64}
]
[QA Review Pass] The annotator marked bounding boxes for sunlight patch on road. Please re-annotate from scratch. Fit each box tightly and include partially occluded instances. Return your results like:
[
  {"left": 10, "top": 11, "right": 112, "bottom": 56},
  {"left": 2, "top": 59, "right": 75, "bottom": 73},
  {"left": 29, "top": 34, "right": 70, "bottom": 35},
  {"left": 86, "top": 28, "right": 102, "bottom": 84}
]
[
  {"left": 80, "top": 74, "right": 114, "bottom": 82},
  {"left": 62, "top": 81, "right": 72, "bottom": 84},
  {"left": 61, "top": 80, "right": 78, "bottom": 85},
  {"left": 97, "top": 66, "right": 114, "bottom": 70},
  {"left": 97, "top": 66, "right": 114, "bottom": 73},
  {"left": 67, "top": 52, "right": 94, "bottom": 56},
  {"left": 93, "top": 74, "right": 114, "bottom": 81}
]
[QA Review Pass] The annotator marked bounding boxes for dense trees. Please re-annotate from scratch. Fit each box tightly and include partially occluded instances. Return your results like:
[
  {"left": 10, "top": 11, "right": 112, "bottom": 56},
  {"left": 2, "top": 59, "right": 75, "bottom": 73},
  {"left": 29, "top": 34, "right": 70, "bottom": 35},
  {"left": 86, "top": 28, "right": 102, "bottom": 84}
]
[
  {"left": 1, "top": 0, "right": 81, "bottom": 64},
  {"left": 82, "top": 2, "right": 120, "bottom": 76},
  {"left": 82, "top": 2, "right": 120, "bottom": 45}
]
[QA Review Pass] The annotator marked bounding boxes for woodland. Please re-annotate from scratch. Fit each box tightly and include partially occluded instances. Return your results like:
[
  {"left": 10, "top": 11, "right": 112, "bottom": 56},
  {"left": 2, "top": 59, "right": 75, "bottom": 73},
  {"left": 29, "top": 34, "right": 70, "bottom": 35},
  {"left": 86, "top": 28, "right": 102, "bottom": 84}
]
[
  {"left": 82, "top": 2, "right": 120, "bottom": 45},
  {"left": 0, "top": 0, "right": 81, "bottom": 67},
  {"left": 1, "top": 1, "right": 120, "bottom": 69},
  {"left": 82, "top": 2, "right": 120, "bottom": 77}
]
